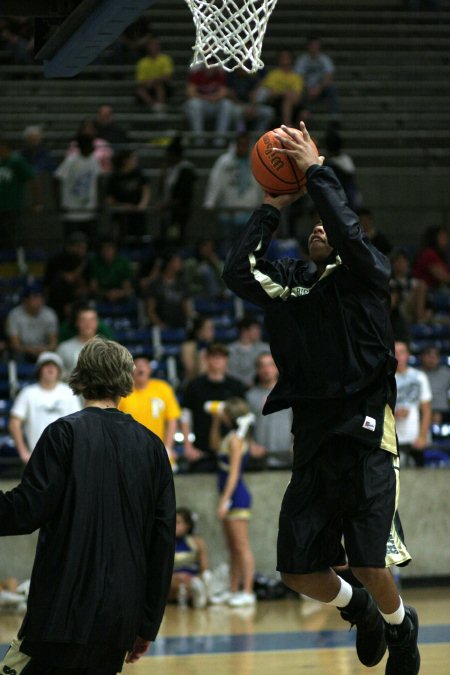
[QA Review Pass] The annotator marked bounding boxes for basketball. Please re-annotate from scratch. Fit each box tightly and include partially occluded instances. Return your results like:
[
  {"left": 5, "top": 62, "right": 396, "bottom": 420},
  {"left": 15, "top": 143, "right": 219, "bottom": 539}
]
[{"left": 251, "top": 127, "right": 318, "bottom": 195}]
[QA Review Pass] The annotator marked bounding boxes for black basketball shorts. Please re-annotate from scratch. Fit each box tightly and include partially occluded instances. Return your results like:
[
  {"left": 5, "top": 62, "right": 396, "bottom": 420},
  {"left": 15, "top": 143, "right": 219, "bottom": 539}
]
[{"left": 277, "top": 435, "right": 411, "bottom": 574}]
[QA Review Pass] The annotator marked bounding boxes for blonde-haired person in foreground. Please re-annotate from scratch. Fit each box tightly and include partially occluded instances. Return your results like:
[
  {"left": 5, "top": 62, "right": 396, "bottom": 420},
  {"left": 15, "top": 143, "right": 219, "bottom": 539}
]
[{"left": 0, "top": 336, "right": 176, "bottom": 675}]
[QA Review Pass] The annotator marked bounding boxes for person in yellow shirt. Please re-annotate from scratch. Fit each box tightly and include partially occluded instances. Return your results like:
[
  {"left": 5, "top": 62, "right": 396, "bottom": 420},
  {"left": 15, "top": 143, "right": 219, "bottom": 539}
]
[
  {"left": 135, "top": 37, "right": 174, "bottom": 112},
  {"left": 257, "top": 50, "right": 304, "bottom": 126},
  {"left": 119, "top": 355, "right": 181, "bottom": 467}
]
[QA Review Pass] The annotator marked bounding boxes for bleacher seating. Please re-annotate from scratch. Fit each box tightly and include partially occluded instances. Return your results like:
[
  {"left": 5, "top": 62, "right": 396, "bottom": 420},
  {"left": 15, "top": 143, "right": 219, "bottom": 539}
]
[{"left": 2, "top": 2, "right": 450, "bottom": 183}]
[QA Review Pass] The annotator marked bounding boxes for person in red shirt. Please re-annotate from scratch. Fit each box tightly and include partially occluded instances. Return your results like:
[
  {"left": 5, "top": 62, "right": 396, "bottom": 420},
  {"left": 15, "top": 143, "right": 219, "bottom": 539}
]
[
  {"left": 184, "top": 64, "right": 235, "bottom": 145},
  {"left": 413, "top": 225, "right": 450, "bottom": 289}
]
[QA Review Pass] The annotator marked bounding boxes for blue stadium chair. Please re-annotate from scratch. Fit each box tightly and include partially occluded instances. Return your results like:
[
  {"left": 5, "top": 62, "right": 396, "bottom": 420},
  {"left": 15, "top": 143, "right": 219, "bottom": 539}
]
[
  {"left": 114, "top": 328, "right": 152, "bottom": 345},
  {"left": 424, "top": 448, "right": 450, "bottom": 468},
  {"left": 215, "top": 327, "right": 239, "bottom": 343},
  {"left": 161, "top": 328, "right": 188, "bottom": 344},
  {"left": 129, "top": 344, "right": 153, "bottom": 358},
  {"left": 0, "top": 434, "right": 21, "bottom": 477},
  {"left": 193, "top": 297, "right": 235, "bottom": 317},
  {"left": 96, "top": 300, "right": 138, "bottom": 319}
]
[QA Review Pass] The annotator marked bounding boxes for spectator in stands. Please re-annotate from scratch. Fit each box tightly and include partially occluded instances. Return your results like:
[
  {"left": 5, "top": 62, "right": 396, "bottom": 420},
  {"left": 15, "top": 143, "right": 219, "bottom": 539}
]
[
  {"left": 246, "top": 352, "right": 293, "bottom": 469},
  {"left": 169, "top": 507, "right": 210, "bottom": 608},
  {"left": 94, "top": 104, "right": 128, "bottom": 147},
  {"left": 58, "top": 302, "right": 114, "bottom": 343},
  {"left": 356, "top": 207, "right": 392, "bottom": 256},
  {"left": 180, "top": 316, "right": 216, "bottom": 384},
  {"left": 117, "top": 15, "right": 154, "bottom": 60},
  {"left": 323, "top": 126, "right": 362, "bottom": 210},
  {"left": 227, "top": 67, "right": 275, "bottom": 133},
  {"left": 0, "top": 135, "right": 38, "bottom": 247},
  {"left": 136, "top": 245, "right": 163, "bottom": 297},
  {"left": 294, "top": 36, "right": 340, "bottom": 117},
  {"left": 88, "top": 238, "right": 134, "bottom": 304},
  {"left": 144, "top": 250, "right": 193, "bottom": 329},
  {"left": 203, "top": 132, "right": 263, "bottom": 243},
  {"left": 0, "top": 17, "right": 33, "bottom": 64},
  {"left": 413, "top": 225, "right": 450, "bottom": 290},
  {"left": 47, "top": 252, "right": 87, "bottom": 322},
  {"left": 9, "top": 351, "right": 81, "bottom": 463},
  {"left": 105, "top": 149, "right": 151, "bottom": 242},
  {"left": 57, "top": 306, "right": 101, "bottom": 376},
  {"left": 55, "top": 133, "right": 104, "bottom": 240},
  {"left": 44, "top": 230, "right": 90, "bottom": 289},
  {"left": 118, "top": 355, "right": 181, "bottom": 468},
  {"left": 227, "top": 316, "right": 270, "bottom": 389},
  {"left": 182, "top": 343, "right": 246, "bottom": 473},
  {"left": 134, "top": 37, "right": 174, "bottom": 112},
  {"left": 419, "top": 345, "right": 450, "bottom": 423},
  {"left": 184, "top": 64, "right": 235, "bottom": 145},
  {"left": 20, "top": 125, "right": 56, "bottom": 175},
  {"left": 257, "top": 50, "right": 304, "bottom": 126},
  {"left": 390, "top": 248, "right": 428, "bottom": 323},
  {"left": 66, "top": 118, "right": 112, "bottom": 172},
  {"left": 395, "top": 340, "right": 432, "bottom": 467},
  {"left": 184, "top": 239, "right": 226, "bottom": 299},
  {"left": 6, "top": 283, "right": 58, "bottom": 361},
  {"left": 155, "top": 136, "right": 197, "bottom": 244}
]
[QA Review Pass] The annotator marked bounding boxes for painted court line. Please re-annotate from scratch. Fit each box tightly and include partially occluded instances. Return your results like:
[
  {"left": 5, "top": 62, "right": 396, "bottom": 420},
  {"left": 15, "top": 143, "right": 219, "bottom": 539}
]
[
  {"left": 149, "top": 625, "right": 450, "bottom": 657},
  {"left": 0, "top": 625, "right": 449, "bottom": 661}
]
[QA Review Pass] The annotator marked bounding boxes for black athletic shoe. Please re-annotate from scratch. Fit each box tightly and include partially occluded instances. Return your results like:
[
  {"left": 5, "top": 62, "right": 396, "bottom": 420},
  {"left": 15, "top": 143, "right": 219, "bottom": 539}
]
[
  {"left": 339, "top": 588, "right": 387, "bottom": 667},
  {"left": 385, "top": 605, "right": 420, "bottom": 675}
]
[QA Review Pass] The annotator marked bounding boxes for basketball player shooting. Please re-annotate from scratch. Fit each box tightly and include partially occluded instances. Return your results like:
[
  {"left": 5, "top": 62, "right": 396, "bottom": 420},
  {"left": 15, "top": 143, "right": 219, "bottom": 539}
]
[{"left": 223, "top": 122, "right": 420, "bottom": 674}]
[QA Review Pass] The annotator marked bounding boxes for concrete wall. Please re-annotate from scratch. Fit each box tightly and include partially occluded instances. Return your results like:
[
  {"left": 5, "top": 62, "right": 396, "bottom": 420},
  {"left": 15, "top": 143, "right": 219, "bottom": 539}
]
[
  {"left": 1, "top": 467, "right": 449, "bottom": 580},
  {"left": 358, "top": 169, "right": 450, "bottom": 248}
]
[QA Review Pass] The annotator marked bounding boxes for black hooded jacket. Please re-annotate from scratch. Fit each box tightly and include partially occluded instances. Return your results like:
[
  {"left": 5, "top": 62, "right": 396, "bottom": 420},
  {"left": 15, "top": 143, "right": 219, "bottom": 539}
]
[
  {"left": 0, "top": 407, "right": 175, "bottom": 655},
  {"left": 223, "top": 165, "right": 397, "bottom": 465}
]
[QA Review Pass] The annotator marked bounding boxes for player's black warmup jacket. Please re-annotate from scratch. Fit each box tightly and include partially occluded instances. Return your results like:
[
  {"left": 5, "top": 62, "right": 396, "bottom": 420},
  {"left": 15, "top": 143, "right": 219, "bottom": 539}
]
[
  {"left": 0, "top": 407, "right": 175, "bottom": 654},
  {"left": 223, "top": 165, "right": 398, "bottom": 467}
]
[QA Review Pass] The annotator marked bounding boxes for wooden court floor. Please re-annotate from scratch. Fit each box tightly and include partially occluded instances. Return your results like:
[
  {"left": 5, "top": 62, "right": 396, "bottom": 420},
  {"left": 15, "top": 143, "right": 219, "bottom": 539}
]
[{"left": 1, "top": 587, "right": 449, "bottom": 674}]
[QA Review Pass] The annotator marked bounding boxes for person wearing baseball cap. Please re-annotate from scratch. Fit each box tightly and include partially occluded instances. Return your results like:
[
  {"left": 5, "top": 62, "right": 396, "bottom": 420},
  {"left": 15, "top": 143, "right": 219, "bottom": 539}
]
[{"left": 9, "top": 351, "right": 81, "bottom": 464}]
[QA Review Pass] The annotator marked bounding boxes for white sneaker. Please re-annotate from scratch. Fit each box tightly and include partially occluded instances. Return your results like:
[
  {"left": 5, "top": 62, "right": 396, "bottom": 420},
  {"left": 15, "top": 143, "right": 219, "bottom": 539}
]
[
  {"left": 0, "top": 590, "right": 25, "bottom": 606},
  {"left": 201, "top": 570, "right": 213, "bottom": 601},
  {"left": 228, "top": 592, "right": 256, "bottom": 608},
  {"left": 191, "top": 577, "right": 207, "bottom": 609},
  {"left": 16, "top": 580, "right": 30, "bottom": 597},
  {"left": 209, "top": 590, "right": 231, "bottom": 605}
]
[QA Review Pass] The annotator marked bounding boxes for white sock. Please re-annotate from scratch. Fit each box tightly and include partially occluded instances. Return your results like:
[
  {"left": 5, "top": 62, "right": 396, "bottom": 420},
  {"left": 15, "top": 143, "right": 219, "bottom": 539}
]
[
  {"left": 380, "top": 597, "right": 405, "bottom": 625},
  {"left": 325, "top": 577, "right": 353, "bottom": 608}
]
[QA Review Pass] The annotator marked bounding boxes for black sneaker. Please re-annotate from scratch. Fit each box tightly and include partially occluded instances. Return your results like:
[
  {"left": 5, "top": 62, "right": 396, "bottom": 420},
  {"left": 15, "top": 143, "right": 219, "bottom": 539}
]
[
  {"left": 340, "top": 588, "right": 387, "bottom": 667},
  {"left": 385, "top": 605, "right": 420, "bottom": 674}
]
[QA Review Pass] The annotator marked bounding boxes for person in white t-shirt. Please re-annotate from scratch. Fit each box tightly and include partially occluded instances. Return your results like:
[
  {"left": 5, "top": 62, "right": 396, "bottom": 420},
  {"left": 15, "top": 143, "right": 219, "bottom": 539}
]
[
  {"left": 394, "top": 341, "right": 432, "bottom": 467},
  {"left": 54, "top": 133, "right": 103, "bottom": 240},
  {"left": 9, "top": 351, "right": 82, "bottom": 463},
  {"left": 57, "top": 306, "right": 100, "bottom": 377}
]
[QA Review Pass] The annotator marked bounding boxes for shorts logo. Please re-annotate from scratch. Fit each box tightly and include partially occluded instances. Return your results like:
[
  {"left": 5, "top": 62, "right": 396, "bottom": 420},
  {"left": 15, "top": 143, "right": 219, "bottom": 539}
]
[{"left": 363, "top": 416, "right": 376, "bottom": 432}]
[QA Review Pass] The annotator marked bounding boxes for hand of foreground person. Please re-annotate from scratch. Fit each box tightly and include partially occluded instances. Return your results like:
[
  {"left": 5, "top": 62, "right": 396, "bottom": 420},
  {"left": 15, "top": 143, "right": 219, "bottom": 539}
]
[
  {"left": 126, "top": 636, "right": 151, "bottom": 663},
  {"left": 274, "top": 121, "right": 324, "bottom": 175}
]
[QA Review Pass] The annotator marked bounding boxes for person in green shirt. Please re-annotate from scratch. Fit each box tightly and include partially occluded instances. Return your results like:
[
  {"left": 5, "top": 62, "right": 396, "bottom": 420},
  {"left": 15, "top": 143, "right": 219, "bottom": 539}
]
[
  {"left": 89, "top": 238, "right": 135, "bottom": 303},
  {"left": 0, "top": 135, "right": 37, "bottom": 246}
]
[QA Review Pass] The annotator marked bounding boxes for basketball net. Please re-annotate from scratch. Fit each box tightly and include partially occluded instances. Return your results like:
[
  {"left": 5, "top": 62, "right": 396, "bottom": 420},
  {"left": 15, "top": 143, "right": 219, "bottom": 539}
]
[{"left": 185, "top": 0, "right": 278, "bottom": 73}]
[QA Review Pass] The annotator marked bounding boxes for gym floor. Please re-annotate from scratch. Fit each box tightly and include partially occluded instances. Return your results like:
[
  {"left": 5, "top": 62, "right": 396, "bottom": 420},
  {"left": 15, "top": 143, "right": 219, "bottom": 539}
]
[{"left": 1, "top": 587, "right": 449, "bottom": 674}]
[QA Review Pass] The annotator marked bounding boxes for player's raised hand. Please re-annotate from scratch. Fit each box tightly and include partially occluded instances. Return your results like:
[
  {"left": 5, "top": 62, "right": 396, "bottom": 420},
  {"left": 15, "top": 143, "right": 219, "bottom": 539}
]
[{"left": 273, "top": 122, "right": 324, "bottom": 175}]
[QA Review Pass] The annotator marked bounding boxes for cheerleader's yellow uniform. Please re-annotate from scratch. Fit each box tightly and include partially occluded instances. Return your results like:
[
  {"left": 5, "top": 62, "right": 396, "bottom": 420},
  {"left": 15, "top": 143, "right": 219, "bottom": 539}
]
[{"left": 217, "top": 431, "right": 252, "bottom": 520}]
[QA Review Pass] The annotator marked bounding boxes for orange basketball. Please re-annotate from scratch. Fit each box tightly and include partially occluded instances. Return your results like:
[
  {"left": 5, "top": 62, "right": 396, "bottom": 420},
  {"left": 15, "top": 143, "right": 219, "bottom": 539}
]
[{"left": 251, "top": 127, "right": 318, "bottom": 195}]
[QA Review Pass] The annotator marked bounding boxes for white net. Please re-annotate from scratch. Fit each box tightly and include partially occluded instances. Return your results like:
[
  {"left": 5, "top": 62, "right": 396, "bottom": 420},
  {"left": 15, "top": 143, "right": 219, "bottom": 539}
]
[{"left": 185, "top": 0, "right": 278, "bottom": 73}]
